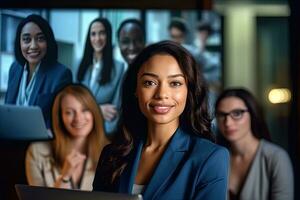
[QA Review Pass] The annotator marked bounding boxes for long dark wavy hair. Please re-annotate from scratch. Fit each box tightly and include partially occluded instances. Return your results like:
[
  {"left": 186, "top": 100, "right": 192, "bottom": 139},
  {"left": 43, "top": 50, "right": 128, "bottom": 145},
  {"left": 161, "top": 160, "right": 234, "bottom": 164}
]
[
  {"left": 14, "top": 14, "right": 58, "bottom": 66},
  {"left": 215, "top": 88, "right": 271, "bottom": 147},
  {"left": 77, "top": 18, "right": 113, "bottom": 85},
  {"left": 95, "top": 40, "right": 214, "bottom": 189}
]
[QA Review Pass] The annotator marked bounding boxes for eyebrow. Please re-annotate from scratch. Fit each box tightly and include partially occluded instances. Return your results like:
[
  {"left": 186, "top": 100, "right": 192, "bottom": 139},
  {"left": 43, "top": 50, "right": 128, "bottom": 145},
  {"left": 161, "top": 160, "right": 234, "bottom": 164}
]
[
  {"left": 140, "top": 72, "right": 185, "bottom": 78},
  {"left": 217, "top": 108, "right": 248, "bottom": 113},
  {"left": 21, "top": 32, "right": 45, "bottom": 37}
]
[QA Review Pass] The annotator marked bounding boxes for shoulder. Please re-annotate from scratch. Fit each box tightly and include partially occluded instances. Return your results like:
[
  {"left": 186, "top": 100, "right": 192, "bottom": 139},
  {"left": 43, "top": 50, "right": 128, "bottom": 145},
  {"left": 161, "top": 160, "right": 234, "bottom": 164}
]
[
  {"left": 183, "top": 134, "right": 229, "bottom": 186},
  {"left": 113, "top": 59, "right": 125, "bottom": 73},
  {"left": 9, "top": 61, "right": 22, "bottom": 72},
  {"left": 27, "top": 141, "right": 53, "bottom": 157},
  {"left": 189, "top": 135, "right": 229, "bottom": 162},
  {"left": 44, "top": 62, "right": 71, "bottom": 74},
  {"left": 260, "top": 139, "right": 290, "bottom": 159},
  {"left": 176, "top": 130, "right": 229, "bottom": 171},
  {"left": 113, "top": 59, "right": 124, "bottom": 67},
  {"left": 42, "top": 62, "right": 72, "bottom": 82},
  {"left": 260, "top": 139, "right": 292, "bottom": 167}
]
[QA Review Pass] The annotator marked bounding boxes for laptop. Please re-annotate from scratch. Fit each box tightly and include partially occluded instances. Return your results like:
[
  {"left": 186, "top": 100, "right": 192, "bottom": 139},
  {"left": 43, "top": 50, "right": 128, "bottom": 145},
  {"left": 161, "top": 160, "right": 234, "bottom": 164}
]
[
  {"left": 15, "top": 184, "right": 143, "bottom": 200},
  {"left": 0, "top": 105, "right": 52, "bottom": 140}
]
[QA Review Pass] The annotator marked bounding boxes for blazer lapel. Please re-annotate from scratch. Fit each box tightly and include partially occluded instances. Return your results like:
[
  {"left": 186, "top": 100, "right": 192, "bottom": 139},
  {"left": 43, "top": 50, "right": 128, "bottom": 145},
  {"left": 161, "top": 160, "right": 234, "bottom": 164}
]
[
  {"left": 80, "top": 158, "right": 94, "bottom": 190},
  {"left": 119, "top": 141, "right": 144, "bottom": 193},
  {"left": 143, "top": 128, "right": 189, "bottom": 199},
  {"left": 28, "top": 66, "right": 46, "bottom": 105},
  {"left": 6, "top": 63, "right": 23, "bottom": 103}
]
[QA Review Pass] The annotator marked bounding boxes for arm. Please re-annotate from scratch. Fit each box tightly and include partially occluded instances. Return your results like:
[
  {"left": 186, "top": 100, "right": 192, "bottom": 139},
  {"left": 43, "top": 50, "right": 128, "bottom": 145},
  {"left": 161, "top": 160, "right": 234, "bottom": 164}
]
[
  {"left": 270, "top": 149, "right": 294, "bottom": 200},
  {"left": 4, "top": 62, "right": 18, "bottom": 103},
  {"left": 193, "top": 147, "right": 229, "bottom": 200},
  {"left": 111, "top": 62, "right": 125, "bottom": 108},
  {"left": 25, "top": 143, "right": 46, "bottom": 186},
  {"left": 102, "top": 62, "right": 126, "bottom": 134},
  {"left": 54, "top": 150, "right": 86, "bottom": 189}
]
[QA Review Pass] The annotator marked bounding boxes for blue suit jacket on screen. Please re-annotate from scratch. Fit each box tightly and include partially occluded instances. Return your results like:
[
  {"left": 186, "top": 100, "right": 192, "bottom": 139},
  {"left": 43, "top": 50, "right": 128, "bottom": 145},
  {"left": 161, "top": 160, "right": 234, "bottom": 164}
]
[
  {"left": 93, "top": 127, "right": 229, "bottom": 200},
  {"left": 5, "top": 61, "right": 73, "bottom": 127}
]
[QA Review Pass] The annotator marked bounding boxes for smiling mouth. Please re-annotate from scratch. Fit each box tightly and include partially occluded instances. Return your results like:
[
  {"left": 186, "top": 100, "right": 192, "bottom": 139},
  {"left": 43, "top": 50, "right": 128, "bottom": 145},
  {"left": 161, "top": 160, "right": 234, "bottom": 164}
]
[
  {"left": 150, "top": 105, "right": 174, "bottom": 114},
  {"left": 225, "top": 129, "right": 237, "bottom": 135},
  {"left": 72, "top": 124, "right": 87, "bottom": 129},
  {"left": 127, "top": 54, "right": 137, "bottom": 60},
  {"left": 28, "top": 52, "right": 40, "bottom": 57}
]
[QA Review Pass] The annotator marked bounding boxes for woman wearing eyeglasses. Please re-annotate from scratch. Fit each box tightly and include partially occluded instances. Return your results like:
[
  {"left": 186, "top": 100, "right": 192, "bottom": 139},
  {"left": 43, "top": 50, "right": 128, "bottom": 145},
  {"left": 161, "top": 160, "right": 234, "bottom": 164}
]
[{"left": 215, "top": 88, "right": 293, "bottom": 200}]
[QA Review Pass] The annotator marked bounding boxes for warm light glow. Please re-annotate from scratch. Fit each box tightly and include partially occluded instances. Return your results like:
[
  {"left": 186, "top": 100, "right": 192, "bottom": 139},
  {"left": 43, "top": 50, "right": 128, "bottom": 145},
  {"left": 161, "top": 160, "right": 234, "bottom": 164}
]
[{"left": 268, "top": 88, "right": 291, "bottom": 104}]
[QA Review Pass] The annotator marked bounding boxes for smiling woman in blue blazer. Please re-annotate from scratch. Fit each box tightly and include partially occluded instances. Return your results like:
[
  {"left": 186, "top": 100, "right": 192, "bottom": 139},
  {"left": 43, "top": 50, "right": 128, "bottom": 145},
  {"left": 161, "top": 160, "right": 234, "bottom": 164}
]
[
  {"left": 93, "top": 41, "right": 229, "bottom": 199},
  {"left": 5, "top": 14, "right": 72, "bottom": 127}
]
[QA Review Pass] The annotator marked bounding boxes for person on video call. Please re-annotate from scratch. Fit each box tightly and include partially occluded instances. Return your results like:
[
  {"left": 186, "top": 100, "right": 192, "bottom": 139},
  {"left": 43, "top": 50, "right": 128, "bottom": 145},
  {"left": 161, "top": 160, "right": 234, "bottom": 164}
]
[
  {"left": 77, "top": 18, "right": 125, "bottom": 136},
  {"left": 215, "top": 88, "right": 294, "bottom": 200},
  {"left": 93, "top": 41, "right": 229, "bottom": 199},
  {"left": 194, "top": 21, "right": 221, "bottom": 115},
  {"left": 5, "top": 14, "right": 72, "bottom": 128},
  {"left": 168, "top": 17, "right": 196, "bottom": 56},
  {"left": 26, "top": 84, "right": 110, "bottom": 190},
  {"left": 117, "top": 19, "right": 146, "bottom": 67}
]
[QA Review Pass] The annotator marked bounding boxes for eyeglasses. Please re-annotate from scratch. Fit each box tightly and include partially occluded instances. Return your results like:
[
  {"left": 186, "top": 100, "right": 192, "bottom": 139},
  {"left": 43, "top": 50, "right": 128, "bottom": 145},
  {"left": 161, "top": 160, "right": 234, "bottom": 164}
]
[{"left": 215, "top": 109, "right": 248, "bottom": 121}]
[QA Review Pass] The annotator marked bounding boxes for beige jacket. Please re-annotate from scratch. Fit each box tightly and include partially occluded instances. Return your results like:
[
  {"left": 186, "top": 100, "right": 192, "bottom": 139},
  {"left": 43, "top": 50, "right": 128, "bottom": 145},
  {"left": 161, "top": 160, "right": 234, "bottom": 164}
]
[{"left": 25, "top": 141, "right": 95, "bottom": 191}]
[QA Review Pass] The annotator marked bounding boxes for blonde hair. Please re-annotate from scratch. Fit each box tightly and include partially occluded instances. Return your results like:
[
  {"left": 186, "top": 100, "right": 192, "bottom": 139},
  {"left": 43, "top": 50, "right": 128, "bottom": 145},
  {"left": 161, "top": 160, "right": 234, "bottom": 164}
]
[{"left": 51, "top": 84, "right": 109, "bottom": 170}]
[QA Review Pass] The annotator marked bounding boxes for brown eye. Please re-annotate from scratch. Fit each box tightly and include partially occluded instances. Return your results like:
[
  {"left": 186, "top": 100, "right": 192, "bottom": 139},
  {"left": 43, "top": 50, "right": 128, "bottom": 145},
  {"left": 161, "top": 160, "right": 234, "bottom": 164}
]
[
  {"left": 99, "top": 30, "right": 106, "bottom": 36},
  {"left": 230, "top": 109, "right": 248, "bottom": 120},
  {"left": 170, "top": 81, "right": 182, "bottom": 87},
  {"left": 143, "top": 80, "right": 156, "bottom": 87},
  {"left": 22, "top": 36, "right": 31, "bottom": 43},
  {"left": 90, "top": 31, "right": 96, "bottom": 36},
  {"left": 37, "top": 35, "right": 46, "bottom": 42}
]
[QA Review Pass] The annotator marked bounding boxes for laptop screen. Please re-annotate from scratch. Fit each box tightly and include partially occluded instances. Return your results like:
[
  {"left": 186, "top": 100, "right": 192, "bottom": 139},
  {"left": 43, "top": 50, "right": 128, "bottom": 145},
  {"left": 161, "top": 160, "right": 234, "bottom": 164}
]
[{"left": 15, "top": 184, "right": 143, "bottom": 200}]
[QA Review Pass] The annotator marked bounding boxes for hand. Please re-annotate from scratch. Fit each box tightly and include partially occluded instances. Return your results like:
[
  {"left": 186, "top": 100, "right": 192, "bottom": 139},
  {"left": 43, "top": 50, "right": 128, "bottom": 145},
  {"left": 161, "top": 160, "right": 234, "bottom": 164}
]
[
  {"left": 100, "top": 104, "right": 117, "bottom": 121},
  {"left": 60, "top": 150, "right": 86, "bottom": 180}
]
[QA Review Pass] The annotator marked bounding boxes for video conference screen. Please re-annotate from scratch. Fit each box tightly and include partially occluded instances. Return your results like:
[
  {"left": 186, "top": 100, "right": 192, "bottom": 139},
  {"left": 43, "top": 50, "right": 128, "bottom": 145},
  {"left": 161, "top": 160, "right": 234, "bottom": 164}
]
[{"left": 0, "top": 9, "right": 222, "bottom": 111}]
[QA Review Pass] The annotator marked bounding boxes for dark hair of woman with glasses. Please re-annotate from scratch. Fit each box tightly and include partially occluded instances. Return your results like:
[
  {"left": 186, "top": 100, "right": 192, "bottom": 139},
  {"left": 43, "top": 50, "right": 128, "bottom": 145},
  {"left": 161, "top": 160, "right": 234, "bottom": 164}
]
[{"left": 215, "top": 88, "right": 294, "bottom": 200}]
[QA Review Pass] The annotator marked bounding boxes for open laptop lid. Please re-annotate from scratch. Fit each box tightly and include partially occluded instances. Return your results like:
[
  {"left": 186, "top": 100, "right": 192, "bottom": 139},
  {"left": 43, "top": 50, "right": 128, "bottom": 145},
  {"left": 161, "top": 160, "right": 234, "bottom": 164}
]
[
  {"left": 15, "top": 184, "right": 143, "bottom": 200},
  {"left": 0, "top": 105, "right": 52, "bottom": 140}
]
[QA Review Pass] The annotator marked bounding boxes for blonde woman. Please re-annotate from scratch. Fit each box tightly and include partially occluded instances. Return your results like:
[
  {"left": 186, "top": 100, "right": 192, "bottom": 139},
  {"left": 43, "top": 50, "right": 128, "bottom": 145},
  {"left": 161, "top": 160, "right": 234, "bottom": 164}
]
[{"left": 26, "top": 84, "right": 109, "bottom": 190}]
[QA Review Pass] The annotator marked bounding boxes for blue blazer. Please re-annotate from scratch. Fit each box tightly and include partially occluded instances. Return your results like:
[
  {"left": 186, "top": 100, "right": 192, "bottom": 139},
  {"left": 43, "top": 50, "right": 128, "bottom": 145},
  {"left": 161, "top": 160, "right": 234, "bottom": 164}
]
[
  {"left": 5, "top": 61, "right": 73, "bottom": 127},
  {"left": 93, "top": 127, "right": 229, "bottom": 200}
]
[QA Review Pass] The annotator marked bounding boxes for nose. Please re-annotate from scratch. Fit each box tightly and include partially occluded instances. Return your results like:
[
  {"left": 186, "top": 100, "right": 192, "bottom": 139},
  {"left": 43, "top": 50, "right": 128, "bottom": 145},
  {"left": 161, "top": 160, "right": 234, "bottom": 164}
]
[
  {"left": 154, "top": 83, "right": 169, "bottom": 99},
  {"left": 30, "top": 39, "right": 38, "bottom": 49},
  {"left": 128, "top": 41, "right": 135, "bottom": 50},
  {"left": 93, "top": 34, "right": 100, "bottom": 42},
  {"left": 74, "top": 112, "right": 83, "bottom": 123},
  {"left": 224, "top": 115, "right": 234, "bottom": 127}
]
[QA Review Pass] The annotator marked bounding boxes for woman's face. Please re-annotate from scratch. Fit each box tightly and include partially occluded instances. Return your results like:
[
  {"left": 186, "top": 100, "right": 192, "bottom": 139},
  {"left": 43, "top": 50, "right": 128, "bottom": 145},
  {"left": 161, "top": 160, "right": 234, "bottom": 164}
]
[
  {"left": 20, "top": 22, "right": 47, "bottom": 67},
  {"left": 61, "top": 94, "right": 94, "bottom": 139},
  {"left": 170, "top": 27, "right": 185, "bottom": 44},
  {"left": 216, "top": 97, "right": 252, "bottom": 143},
  {"left": 136, "top": 54, "right": 188, "bottom": 128},
  {"left": 90, "top": 21, "right": 107, "bottom": 54},
  {"left": 119, "top": 23, "right": 145, "bottom": 64}
]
